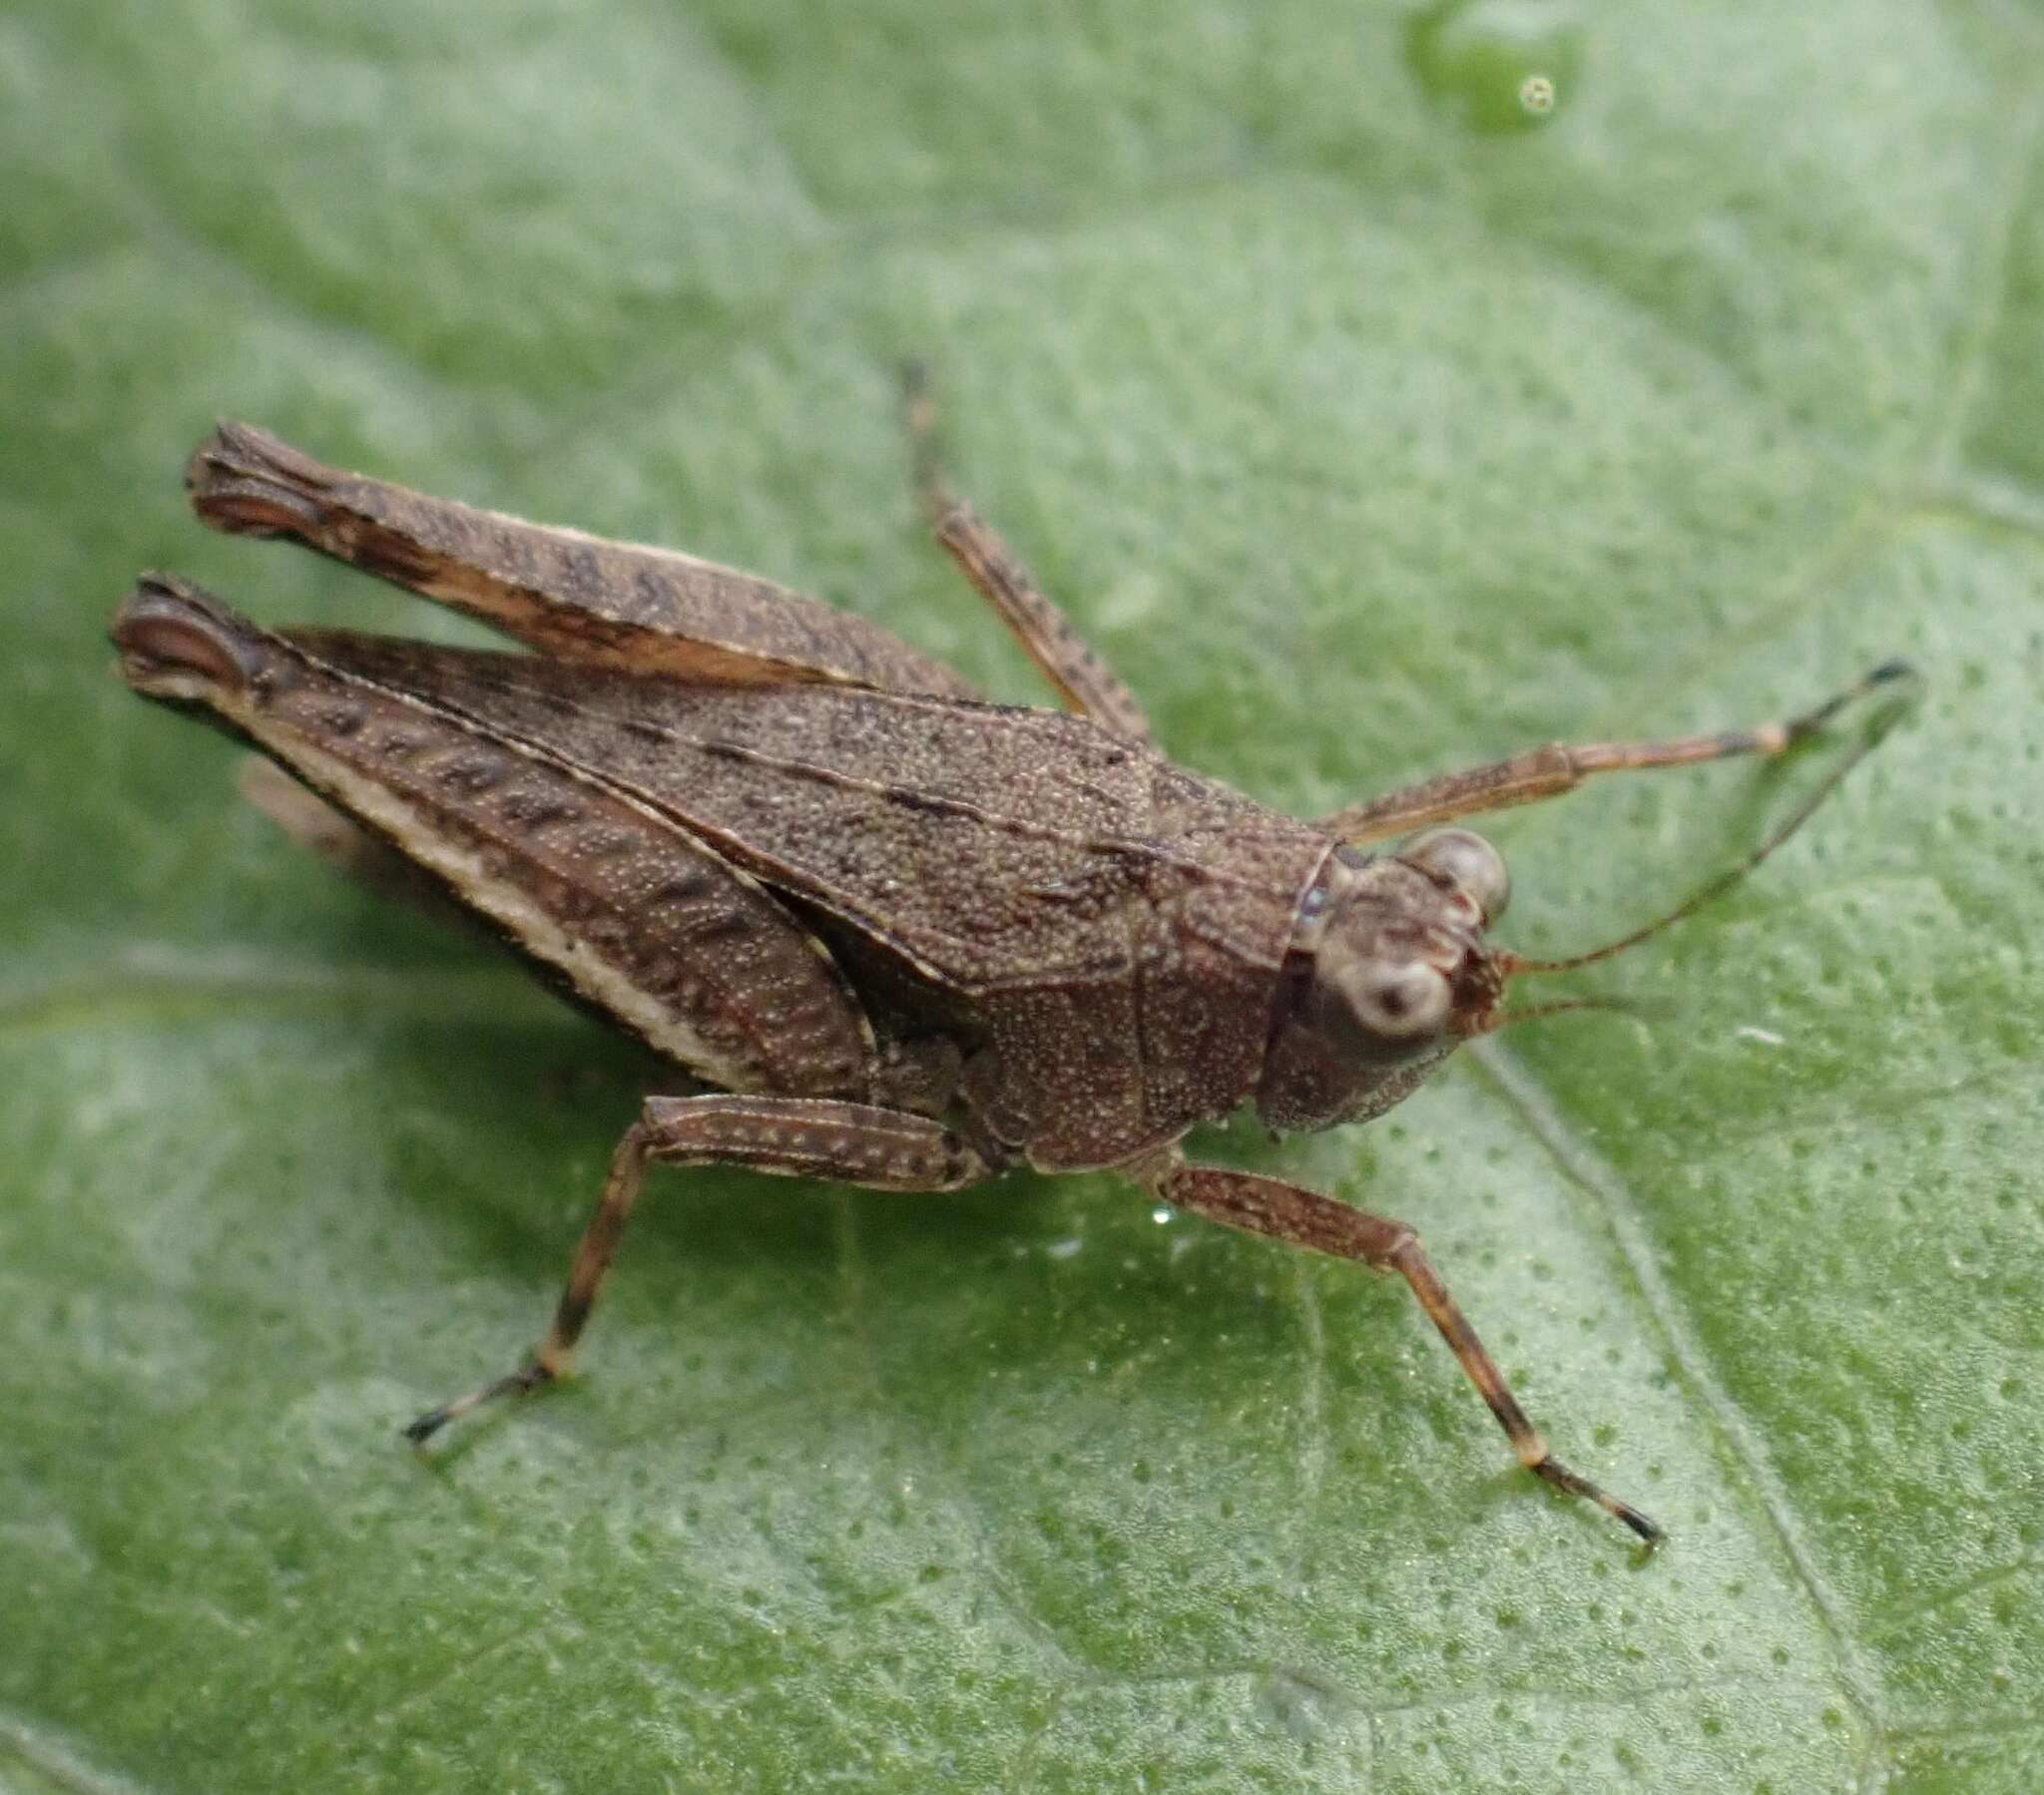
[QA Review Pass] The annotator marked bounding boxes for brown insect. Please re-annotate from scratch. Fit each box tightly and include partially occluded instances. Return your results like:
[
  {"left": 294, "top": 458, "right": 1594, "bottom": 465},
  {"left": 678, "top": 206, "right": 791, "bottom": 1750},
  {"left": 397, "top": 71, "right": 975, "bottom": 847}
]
[{"left": 110, "top": 372, "right": 1914, "bottom": 1543}]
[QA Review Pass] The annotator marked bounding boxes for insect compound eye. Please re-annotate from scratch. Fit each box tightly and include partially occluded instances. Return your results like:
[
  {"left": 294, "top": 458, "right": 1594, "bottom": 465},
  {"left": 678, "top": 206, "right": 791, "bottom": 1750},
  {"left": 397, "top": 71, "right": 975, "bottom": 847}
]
[
  {"left": 1337, "top": 959, "right": 1453, "bottom": 1040},
  {"left": 1402, "top": 827, "right": 1511, "bottom": 924}
]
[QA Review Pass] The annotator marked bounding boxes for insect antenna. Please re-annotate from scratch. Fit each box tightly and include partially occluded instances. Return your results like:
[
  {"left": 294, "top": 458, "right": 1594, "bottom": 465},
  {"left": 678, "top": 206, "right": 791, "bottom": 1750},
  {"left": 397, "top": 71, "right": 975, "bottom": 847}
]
[
  {"left": 1460, "top": 994, "right": 1659, "bottom": 1035},
  {"left": 1499, "top": 660, "right": 1920, "bottom": 978}
]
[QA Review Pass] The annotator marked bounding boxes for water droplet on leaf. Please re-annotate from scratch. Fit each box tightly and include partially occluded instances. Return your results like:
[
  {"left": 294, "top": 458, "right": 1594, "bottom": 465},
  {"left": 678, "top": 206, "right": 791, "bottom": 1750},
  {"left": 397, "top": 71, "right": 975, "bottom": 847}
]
[{"left": 1406, "top": 0, "right": 1585, "bottom": 135}]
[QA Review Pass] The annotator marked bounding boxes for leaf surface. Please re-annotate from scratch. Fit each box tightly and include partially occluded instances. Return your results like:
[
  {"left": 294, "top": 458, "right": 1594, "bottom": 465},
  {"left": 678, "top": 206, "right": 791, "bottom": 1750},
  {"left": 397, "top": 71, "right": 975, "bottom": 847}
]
[{"left": 4, "top": 2, "right": 2042, "bottom": 1788}]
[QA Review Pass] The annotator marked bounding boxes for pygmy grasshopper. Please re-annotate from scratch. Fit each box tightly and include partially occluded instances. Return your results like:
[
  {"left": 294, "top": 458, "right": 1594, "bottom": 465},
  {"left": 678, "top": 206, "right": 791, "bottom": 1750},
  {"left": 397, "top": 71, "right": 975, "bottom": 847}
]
[{"left": 111, "top": 374, "right": 1914, "bottom": 1543}]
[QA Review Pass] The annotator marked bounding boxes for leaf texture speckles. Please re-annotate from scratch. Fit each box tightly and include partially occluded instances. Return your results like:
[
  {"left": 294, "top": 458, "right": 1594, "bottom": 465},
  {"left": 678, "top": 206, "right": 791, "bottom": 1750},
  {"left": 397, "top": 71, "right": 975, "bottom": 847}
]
[{"left": 3, "top": 2, "right": 2042, "bottom": 1789}]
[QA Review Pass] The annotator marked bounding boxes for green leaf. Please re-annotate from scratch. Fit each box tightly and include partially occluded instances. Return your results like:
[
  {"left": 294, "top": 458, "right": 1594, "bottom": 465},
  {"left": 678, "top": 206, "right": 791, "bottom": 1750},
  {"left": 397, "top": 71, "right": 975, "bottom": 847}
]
[{"left": 5, "top": 1, "right": 2041, "bottom": 1788}]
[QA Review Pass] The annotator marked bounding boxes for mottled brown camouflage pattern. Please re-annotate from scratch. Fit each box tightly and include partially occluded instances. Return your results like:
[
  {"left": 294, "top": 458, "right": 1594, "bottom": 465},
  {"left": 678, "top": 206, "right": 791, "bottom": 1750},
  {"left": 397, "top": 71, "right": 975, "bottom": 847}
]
[
  {"left": 105, "top": 418, "right": 1898, "bottom": 1541},
  {"left": 116, "top": 576, "right": 877, "bottom": 1105},
  {"left": 257, "top": 631, "right": 1331, "bottom": 1167},
  {"left": 188, "top": 422, "right": 977, "bottom": 695}
]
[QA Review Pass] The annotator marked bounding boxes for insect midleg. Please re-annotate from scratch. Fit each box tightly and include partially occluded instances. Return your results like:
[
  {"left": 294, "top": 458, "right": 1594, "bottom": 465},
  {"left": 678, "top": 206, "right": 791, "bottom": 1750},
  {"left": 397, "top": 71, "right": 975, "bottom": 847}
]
[
  {"left": 402, "top": 1095, "right": 995, "bottom": 1445},
  {"left": 1143, "top": 1152, "right": 1663, "bottom": 1543},
  {"left": 901, "top": 360, "right": 1154, "bottom": 742},
  {"left": 1315, "top": 660, "right": 1916, "bottom": 846}
]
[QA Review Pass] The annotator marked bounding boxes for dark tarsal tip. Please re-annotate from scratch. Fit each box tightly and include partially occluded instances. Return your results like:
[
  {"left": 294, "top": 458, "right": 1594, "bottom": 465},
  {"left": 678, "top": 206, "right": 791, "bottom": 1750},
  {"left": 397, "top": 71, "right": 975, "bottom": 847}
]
[
  {"left": 400, "top": 1409, "right": 450, "bottom": 1447},
  {"left": 1614, "top": 1500, "right": 1667, "bottom": 1547}
]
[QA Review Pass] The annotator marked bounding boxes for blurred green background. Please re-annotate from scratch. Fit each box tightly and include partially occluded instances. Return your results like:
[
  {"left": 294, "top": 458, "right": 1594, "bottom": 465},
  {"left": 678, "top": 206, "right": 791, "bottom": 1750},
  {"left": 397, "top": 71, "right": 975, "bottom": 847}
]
[{"left": 4, "top": 2, "right": 2042, "bottom": 1789}]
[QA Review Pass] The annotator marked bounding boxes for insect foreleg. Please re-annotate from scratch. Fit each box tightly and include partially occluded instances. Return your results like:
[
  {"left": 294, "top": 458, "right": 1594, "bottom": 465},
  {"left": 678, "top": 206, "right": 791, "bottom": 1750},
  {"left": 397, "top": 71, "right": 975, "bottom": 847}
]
[
  {"left": 403, "top": 1096, "right": 995, "bottom": 1445},
  {"left": 1140, "top": 1150, "right": 1663, "bottom": 1544},
  {"left": 1316, "top": 660, "right": 1914, "bottom": 845},
  {"left": 900, "top": 361, "right": 1153, "bottom": 742}
]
